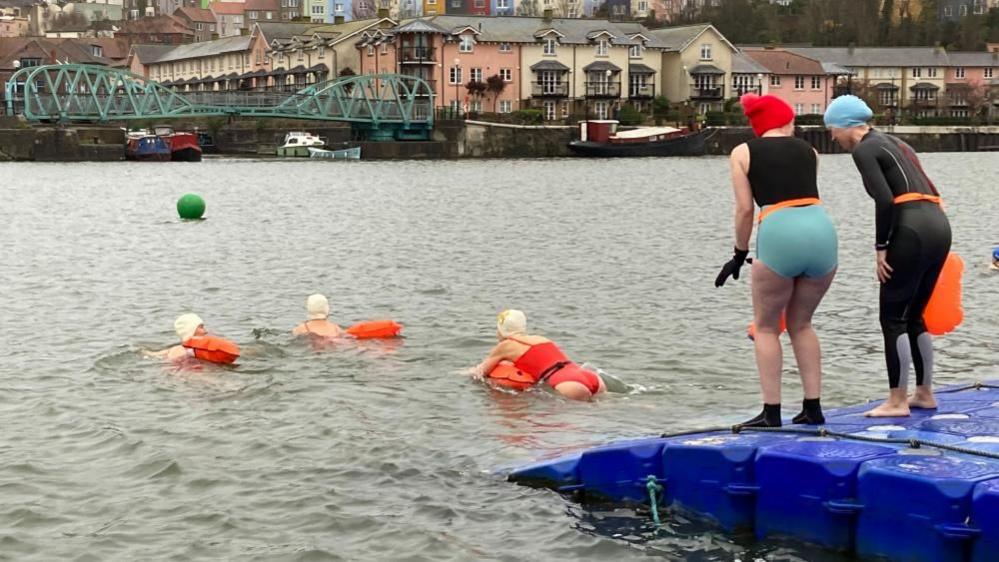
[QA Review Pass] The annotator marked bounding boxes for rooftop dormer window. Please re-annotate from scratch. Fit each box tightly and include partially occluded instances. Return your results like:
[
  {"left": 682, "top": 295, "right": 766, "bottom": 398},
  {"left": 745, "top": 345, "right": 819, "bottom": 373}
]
[{"left": 543, "top": 38, "right": 557, "bottom": 56}]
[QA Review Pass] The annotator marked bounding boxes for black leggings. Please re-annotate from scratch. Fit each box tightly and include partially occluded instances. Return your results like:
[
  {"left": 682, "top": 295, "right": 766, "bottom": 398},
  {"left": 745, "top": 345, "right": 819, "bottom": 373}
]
[{"left": 880, "top": 203, "right": 951, "bottom": 389}]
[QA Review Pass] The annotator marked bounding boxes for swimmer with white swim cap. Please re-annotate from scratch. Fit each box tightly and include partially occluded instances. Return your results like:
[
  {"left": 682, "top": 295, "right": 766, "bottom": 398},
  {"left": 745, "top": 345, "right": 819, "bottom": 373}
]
[
  {"left": 477, "top": 310, "right": 607, "bottom": 401},
  {"left": 144, "top": 314, "right": 240, "bottom": 364},
  {"left": 292, "top": 294, "right": 344, "bottom": 338}
]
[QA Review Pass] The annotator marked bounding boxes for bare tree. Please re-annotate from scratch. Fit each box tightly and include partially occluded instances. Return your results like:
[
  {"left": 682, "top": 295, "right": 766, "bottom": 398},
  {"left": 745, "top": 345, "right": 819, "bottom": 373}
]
[{"left": 485, "top": 74, "right": 506, "bottom": 113}]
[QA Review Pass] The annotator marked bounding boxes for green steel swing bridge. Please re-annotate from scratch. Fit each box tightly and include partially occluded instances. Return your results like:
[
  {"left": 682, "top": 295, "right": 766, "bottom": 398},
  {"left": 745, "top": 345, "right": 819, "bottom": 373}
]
[{"left": 4, "top": 64, "right": 435, "bottom": 140}]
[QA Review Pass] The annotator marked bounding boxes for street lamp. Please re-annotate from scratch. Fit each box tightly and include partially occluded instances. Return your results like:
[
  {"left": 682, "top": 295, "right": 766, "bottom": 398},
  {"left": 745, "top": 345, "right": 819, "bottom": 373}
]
[
  {"left": 453, "top": 57, "right": 460, "bottom": 116},
  {"left": 756, "top": 73, "right": 763, "bottom": 95}
]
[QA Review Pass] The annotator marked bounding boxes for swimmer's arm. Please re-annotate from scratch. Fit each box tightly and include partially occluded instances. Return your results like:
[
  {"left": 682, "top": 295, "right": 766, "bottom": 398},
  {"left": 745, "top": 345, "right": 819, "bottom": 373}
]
[
  {"left": 852, "top": 147, "right": 895, "bottom": 249},
  {"left": 476, "top": 341, "right": 513, "bottom": 377},
  {"left": 729, "top": 143, "right": 754, "bottom": 251},
  {"left": 142, "top": 348, "right": 169, "bottom": 359}
]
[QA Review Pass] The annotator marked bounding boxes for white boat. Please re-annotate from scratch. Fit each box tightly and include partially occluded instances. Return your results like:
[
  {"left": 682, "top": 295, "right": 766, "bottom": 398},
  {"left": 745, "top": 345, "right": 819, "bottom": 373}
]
[
  {"left": 308, "top": 146, "right": 361, "bottom": 160},
  {"left": 276, "top": 131, "right": 326, "bottom": 157}
]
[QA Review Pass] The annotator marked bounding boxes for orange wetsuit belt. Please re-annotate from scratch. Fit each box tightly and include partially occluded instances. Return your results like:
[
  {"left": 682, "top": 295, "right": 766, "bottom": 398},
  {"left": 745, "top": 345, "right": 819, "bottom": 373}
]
[
  {"left": 757, "top": 197, "right": 822, "bottom": 223},
  {"left": 893, "top": 193, "right": 941, "bottom": 205}
]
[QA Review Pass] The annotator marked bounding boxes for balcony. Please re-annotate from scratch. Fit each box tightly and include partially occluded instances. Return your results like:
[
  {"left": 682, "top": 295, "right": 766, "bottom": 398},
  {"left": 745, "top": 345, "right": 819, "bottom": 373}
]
[
  {"left": 399, "top": 46, "right": 436, "bottom": 63},
  {"left": 690, "top": 85, "right": 724, "bottom": 100},
  {"left": 629, "top": 84, "right": 655, "bottom": 99},
  {"left": 909, "top": 96, "right": 939, "bottom": 107},
  {"left": 584, "top": 81, "right": 620, "bottom": 98},
  {"left": 531, "top": 82, "right": 568, "bottom": 97}
]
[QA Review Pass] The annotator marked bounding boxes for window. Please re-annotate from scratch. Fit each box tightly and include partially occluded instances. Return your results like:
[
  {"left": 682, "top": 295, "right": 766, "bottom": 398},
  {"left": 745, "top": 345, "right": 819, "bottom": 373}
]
[
  {"left": 794, "top": 103, "right": 804, "bottom": 114},
  {"left": 811, "top": 103, "right": 821, "bottom": 114},
  {"left": 810, "top": 75, "right": 821, "bottom": 89},
  {"left": 91, "top": 45, "right": 103, "bottom": 57},
  {"left": 543, "top": 100, "right": 556, "bottom": 120},
  {"left": 594, "top": 101, "right": 608, "bottom": 119},
  {"left": 474, "top": 0, "right": 485, "bottom": 6},
  {"left": 960, "top": 5, "right": 967, "bottom": 16},
  {"left": 449, "top": 65, "right": 462, "bottom": 84},
  {"left": 211, "top": 24, "right": 216, "bottom": 31},
  {"left": 470, "top": 67, "right": 482, "bottom": 82},
  {"left": 381, "top": 43, "right": 388, "bottom": 54},
  {"left": 367, "top": 45, "right": 374, "bottom": 55},
  {"left": 927, "top": 67, "right": 937, "bottom": 78},
  {"left": 19, "top": 58, "right": 41, "bottom": 67},
  {"left": 319, "top": 46, "right": 325, "bottom": 58},
  {"left": 470, "top": 99, "right": 482, "bottom": 112},
  {"left": 297, "top": 49, "right": 303, "bottom": 61},
  {"left": 596, "top": 39, "right": 608, "bottom": 56},
  {"left": 335, "top": 3, "right": 344, "bottom": 11},
  {"left": 497, "top": 0, "right": 508, "bottom": 7},
  {"left": 699, "top": 43, "right": 711, "bottom": 60},
  {"left": 500, "top": 68, "right": 512, "bottom": 82},
  {"left": 944, "top": 6, "right": 952, "bottom": 16},
  {"left": 196, "top": 23, "right": 204, "bottom": 30},
  {"left": 956, "top": 67, "right": 965, "bottom": 79},
  {"left": 266, "top": 12, "right": 272, "bottom": 19},
  {"left": 629, "top": 45, "right": 641, "bottom": 58},
  {"left": 912, "top": 67, "right": 921, "bottom": 78},
  {"left": 638, "top": 0, "right": 647, "bottom": 11},
  {"left": 986, "top": 68, "right": 994, "bottom": 79},
  {"left": 451, "top": 0, "right": 459, "bottom": 6},
  {"left": 499, "top": 100, "right": 512, "bottom": 113},
  {"left": 459, "top": 35, "right": 474, "bottom": 53},
  {"left": 311, "top": 5, "right": 322, "bottom": 14},
  {"left": 543, "top": 38, "right": 557, "bottom": 56},
  {"left": 499, "top": 42, "right": 511, "bottom": 53},
  {"left": 794, "top": 75, "right": 805, "bottom": 89}
]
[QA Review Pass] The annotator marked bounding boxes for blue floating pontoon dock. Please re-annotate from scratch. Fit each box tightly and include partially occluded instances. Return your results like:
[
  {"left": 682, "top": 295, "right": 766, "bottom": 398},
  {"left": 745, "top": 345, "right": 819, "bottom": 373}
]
[{"left": 506, "top": 381, "right": 999, "bottom": 562}]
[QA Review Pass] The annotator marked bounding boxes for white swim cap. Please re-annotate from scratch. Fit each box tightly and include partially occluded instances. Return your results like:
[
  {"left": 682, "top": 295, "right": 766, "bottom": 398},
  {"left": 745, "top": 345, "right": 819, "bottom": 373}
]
[
  {"left": 497, "top": 309, "right": 527, "bottom": 338},
  {"left": 174, "top": 313, "right": 203, "bottom": 341},
  {"left": 307, "top": 294, "right": 330, "bottom": 320}
]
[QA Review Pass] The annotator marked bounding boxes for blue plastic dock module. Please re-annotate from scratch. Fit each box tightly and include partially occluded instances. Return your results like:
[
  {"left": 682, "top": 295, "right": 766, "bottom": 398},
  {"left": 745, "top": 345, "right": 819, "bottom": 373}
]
[
  {"left": 755, "top": 440, "right": 895, "bottom": 551},
  {"left": 972, "top": 478, "right": 999, "bottom": 562},
  {"left": 855, "top": 453, "right": 999, "bottom": 562},
  {"left": 661, "top": 433, "right": 794, "bottom": 532},
  {"left": 576, "top": 437, "right": 669, "bottom": 503}
]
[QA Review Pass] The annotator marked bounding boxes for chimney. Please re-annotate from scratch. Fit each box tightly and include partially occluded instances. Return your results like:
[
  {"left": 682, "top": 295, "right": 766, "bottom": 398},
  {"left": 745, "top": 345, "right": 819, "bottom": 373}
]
[
  {"left": 847, "top": 42, "right": 855, "bottom": 56},
  {"left": 543, "top": 8, "right": 553, "bottom": 23},
  {"left": 377, "top": 8, "right": 389, "bottom": 18},
  {"left": 334, "top": 15, "right": 344, "bottom": 24}
]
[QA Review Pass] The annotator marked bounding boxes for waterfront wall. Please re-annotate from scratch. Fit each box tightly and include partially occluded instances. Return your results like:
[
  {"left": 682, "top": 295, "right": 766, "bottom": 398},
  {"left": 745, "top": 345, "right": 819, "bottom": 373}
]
[{"left": 708, "top": 125, "right": 999, "bottom": 155}]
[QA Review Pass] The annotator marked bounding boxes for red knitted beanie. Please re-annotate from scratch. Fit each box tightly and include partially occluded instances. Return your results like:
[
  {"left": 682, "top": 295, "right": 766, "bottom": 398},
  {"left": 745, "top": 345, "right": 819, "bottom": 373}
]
[{"left": 740, "top": 93, "right": 795, "bottom": 136}]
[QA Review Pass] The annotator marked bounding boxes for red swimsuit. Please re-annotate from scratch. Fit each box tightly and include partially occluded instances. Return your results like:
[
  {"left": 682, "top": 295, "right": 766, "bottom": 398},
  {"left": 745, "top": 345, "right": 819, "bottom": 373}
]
[{"left": 506, "top": 337, "right": 602, "bottom": 395}]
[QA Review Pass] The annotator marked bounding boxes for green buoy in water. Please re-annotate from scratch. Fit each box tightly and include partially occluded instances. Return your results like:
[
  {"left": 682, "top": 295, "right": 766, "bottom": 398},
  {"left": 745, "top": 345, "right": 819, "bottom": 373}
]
[{"left": 177, "top": 193, "right": 206, "bottom": 219}]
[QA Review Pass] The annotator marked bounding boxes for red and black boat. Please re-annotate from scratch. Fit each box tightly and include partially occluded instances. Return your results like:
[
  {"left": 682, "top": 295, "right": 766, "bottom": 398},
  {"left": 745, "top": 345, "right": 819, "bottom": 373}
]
[
  {"left": 154, "top": 125, "right": 203, "bottom": 162},
  {"left": 568, "top": 120, "right": 706, "bottom": 157}
]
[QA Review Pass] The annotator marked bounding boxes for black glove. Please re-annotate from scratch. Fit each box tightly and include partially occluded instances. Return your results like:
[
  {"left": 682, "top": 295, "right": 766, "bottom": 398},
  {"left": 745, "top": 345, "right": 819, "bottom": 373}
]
[{"left": 715, "top": 247, "right": 750, "bottom": 287}]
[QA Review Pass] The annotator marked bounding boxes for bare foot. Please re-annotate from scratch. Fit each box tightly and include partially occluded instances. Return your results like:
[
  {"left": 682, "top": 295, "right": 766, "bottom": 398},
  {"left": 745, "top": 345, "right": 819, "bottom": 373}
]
[
  {"left": 864, "top": 402, "right": 911, "bottom": 417},
  {"left": 908, "top": 394, "right": 938, "bottom": 409}
]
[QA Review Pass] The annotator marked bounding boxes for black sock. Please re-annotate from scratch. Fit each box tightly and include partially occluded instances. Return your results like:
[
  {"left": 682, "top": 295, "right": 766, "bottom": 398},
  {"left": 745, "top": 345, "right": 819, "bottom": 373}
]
[
  {"left": 738, "top": 403, "right": 782, "bottom": 428},
  {"left": 792, "top": 398, "right": 825, "bottom": 424}
]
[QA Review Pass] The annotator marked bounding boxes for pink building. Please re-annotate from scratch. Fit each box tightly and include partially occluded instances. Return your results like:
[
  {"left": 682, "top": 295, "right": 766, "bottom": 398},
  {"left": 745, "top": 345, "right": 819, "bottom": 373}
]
[
  {"left": 942, "top": 52, "right": 997, "bottom": 118},
  {"left": 743, "top": 47, "right": 836, "bottom": 116},
  {"left": 357, "top": 18, "right": 522, "bottom": 114}
]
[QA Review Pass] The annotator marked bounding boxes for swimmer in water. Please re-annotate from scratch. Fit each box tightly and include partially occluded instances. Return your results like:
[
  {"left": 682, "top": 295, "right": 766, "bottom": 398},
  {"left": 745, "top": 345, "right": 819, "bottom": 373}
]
[
  {"left": 825, "top": 95, "right": 952, "bottom": 417},
  {"left": 476, "top": 310, "right": 607, "bottom": 401},
  {"left": 144, "top": 313, "right": 241, "bottom": 364},
  {"left": 716, "top": 94, "right": 838, "bottom": 428},
  {"left": 992, "top": 247, "right": 999, "bottom": 271},
  {"left": 292, "top": 294, "right": 344, "bottom": 338}
]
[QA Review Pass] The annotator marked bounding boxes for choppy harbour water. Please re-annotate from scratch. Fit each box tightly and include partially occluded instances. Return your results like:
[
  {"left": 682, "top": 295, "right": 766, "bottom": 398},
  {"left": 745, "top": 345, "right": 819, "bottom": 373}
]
[{"left": 1, "top": 154, "right": 997, "bottom": 561}]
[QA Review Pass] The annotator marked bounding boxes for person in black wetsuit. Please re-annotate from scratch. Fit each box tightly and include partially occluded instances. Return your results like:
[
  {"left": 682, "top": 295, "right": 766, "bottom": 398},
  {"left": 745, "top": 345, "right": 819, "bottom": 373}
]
[{"left": 825, "top": 95, "right": 952, "bottom": 417}]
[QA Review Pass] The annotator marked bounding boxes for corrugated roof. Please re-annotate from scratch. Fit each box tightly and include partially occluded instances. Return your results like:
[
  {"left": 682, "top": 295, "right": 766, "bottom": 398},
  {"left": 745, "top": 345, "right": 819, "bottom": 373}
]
[
  {"left": 787, "top": 46, "right": 997, "bottom": 68},
  {"left": 144, "top": 34, "right": 253, "bottom": 63}
]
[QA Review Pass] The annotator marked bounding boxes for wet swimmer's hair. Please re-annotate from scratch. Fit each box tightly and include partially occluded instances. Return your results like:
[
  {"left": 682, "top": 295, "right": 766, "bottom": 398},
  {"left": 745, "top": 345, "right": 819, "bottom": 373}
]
[
  {"left": 497, "top": 309, "right": 527, "bottom": 338},
  {"left": 307, "top": 294, "right": 330, "bottom": 320},
  {"left": 175, "top": 313, "right": 203, "bottom": 341},
  {"left": 823, "top": 95, "right": 873, "bottom": 129}
]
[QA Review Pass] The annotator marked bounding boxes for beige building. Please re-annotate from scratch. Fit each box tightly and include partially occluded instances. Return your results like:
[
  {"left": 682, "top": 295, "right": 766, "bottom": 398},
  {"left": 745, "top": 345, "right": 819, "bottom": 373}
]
[
  {"left": 266, "top": 17, "right": 397, "bottom": 90},
  {"left": 648, "top": 24, "right": 737, "bottom": 114},
  {"left": 138, "top": 28, "right": 272, "bottom": 91}
]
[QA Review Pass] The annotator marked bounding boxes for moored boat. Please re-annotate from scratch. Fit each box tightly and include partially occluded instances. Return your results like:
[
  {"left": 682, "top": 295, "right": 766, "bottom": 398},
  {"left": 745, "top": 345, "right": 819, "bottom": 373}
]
[
  {"left": 568, "top": 120, "right": 706, "bottom": 157},
  {"left": 125, "top": 135, "right": 171, "bottom": 161},
  {"left": 195, "top": 131, "right": 218, "bottom": 154},
  {"left": 308, "top": 146, "right": 361, "bottom": 160},
  {"left": 154, "top": 125, "right": 202, "bottom": 162},
  {"left": 277, "top": 131, "right": 326, "bottom": 157}
]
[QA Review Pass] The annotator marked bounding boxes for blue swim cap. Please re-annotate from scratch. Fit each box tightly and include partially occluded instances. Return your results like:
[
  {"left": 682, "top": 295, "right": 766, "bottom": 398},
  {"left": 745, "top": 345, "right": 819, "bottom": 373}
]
[
  {"left": 993, "top": 246, "right": 999, "bottom": 260},
  {"left": 824, "top": 95, "right": 874, "bottom": 129}
]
